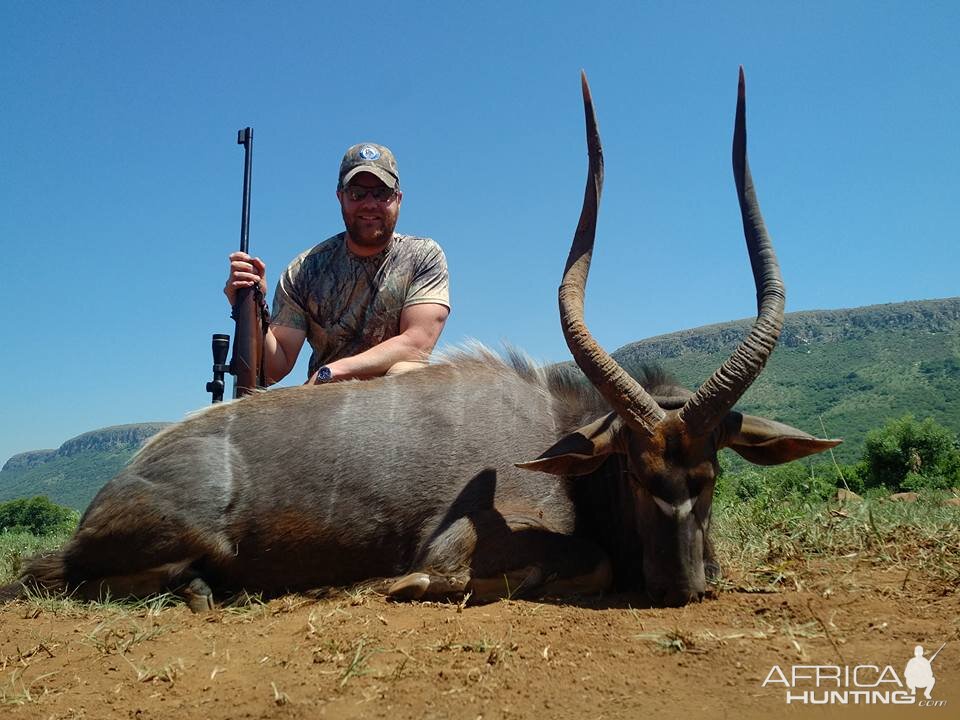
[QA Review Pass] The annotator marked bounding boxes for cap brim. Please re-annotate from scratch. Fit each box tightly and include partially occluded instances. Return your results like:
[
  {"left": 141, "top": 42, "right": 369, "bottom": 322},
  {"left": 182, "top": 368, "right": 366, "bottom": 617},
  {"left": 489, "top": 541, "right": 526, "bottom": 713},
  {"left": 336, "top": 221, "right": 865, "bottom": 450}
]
[{"left": 340, "top": 165, "right": 398, "bottom": 189}]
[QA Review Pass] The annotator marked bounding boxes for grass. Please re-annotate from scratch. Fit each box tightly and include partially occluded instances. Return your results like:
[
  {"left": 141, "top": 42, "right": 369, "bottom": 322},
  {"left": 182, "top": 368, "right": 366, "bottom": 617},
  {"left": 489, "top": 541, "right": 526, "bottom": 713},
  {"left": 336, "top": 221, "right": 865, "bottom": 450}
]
[
  {"left": 0, "top": 529, "right": 73, "bottom": 586},
  {"left": 634, "top": 628, "right": 699, "bottom": 654},
  {"left": 84, "top": 615, "right": 167, "bottom": 655},
  {"left": 711, "top": 490, "right": 960, "bottom": 589},
  {"left": 0, "top": 668, "right": 61, "bottom": 706},
  {"left": 310, "top": 636, "right": 384, "bottom": 687},
  {"left": 122, "top": 654, "right": 184, "bottom": 684},
  {"left": 339, "top": 638, "right": 380, "bottom": 686}
]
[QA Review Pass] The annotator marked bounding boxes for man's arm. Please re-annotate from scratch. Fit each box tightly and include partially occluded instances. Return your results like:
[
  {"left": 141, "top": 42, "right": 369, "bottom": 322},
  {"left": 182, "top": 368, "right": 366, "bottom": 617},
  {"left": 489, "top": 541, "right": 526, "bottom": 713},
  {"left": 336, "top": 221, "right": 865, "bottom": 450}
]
[
  {"left": 310, "top": 302, "right": 450, "bottom": 383},
  {"left": 264, "top": 324, "right": 307, "bottom": 385},
  {"left": 226, "top": 251, "right": 307, "bottom": 386}
]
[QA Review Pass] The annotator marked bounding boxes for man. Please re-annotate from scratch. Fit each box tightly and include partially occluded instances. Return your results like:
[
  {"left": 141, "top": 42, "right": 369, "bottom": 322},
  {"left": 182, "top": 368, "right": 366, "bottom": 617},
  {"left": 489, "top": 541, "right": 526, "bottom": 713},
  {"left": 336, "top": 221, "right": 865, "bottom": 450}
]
[
  {"left": 225, "top": 143, "right": 450, "bottom": 385},
  {"left": 904, "top": 645, "right": 937, "bottom": 700}
]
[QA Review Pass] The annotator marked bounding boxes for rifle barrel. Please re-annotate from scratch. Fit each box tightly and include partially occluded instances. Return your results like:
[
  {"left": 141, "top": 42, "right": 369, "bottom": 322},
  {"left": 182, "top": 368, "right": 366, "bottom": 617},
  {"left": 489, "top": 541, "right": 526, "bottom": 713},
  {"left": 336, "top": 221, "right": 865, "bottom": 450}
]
[
  {"left": 237, "top": 127, "right": 253, "bottom": 254},
  {"left": 929, "top": 641, "right": 946, "bottom": 663},
  {"left": 230, "top": 126, "right": 262, "bottom": 398}
]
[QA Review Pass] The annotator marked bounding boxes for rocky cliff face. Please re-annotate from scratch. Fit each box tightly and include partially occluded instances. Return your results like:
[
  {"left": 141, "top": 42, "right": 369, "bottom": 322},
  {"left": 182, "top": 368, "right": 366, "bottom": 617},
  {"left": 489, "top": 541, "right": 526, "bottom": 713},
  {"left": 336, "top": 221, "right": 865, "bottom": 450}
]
[
  {"left": 612, "top": 298, "right": 960, "bottom": 360},
  {"left": 2, "top": 423, "right": 170, "bottom": 472},
  {"left": 2, "top": 449, "right": 58, "bottom": 471}
]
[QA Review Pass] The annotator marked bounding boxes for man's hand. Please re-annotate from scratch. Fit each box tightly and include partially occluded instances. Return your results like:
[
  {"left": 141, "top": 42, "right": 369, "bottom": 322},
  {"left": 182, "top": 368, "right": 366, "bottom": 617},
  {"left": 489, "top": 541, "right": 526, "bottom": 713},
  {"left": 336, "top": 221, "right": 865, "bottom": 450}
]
[
  {"left": 223, "top": 253, "right": 306, "bottom": 387},
  {"left": 225, "top": 251, "right": 267, "bottom": 306}
]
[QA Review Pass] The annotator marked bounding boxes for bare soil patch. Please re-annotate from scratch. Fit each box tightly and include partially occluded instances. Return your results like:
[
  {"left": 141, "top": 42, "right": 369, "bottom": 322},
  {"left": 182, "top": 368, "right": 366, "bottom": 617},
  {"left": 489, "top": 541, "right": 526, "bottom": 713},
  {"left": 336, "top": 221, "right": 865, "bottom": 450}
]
[{"left": 1, "top": 557, "right": 957, "bottom": 720}]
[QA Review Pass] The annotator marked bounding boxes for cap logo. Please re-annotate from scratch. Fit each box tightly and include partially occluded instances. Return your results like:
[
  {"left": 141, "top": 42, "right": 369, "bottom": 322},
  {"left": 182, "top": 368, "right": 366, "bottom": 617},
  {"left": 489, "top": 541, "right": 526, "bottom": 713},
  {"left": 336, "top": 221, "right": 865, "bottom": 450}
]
[{"left": 358, "top": 145, "right": 381, "bottom": 161}]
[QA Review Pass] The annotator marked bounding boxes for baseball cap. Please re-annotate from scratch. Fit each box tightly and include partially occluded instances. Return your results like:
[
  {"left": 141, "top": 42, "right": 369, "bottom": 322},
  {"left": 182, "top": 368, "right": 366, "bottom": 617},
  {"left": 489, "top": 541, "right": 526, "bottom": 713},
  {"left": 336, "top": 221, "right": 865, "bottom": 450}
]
[{"left": 338, "top": 143, "right": 400, "bottom": 189}]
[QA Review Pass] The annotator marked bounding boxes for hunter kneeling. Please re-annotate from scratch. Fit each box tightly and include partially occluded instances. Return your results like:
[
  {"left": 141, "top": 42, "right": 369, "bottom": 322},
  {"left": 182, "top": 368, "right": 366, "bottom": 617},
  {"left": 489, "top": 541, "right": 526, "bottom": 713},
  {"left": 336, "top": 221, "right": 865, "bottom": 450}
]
[{"left": 225, "top": 142, "right": 450, "bottom": 385}]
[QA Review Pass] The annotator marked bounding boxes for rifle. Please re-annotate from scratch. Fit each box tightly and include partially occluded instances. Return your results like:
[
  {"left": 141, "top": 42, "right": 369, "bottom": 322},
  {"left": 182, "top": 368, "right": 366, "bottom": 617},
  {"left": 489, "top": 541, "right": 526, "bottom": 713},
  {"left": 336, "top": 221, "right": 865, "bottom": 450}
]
[
  {"left": 929, "top": 642, "right": 946, "bottom": 664},
  {"left": 207, "top": 127, "right": 266, "bottom": 403}
]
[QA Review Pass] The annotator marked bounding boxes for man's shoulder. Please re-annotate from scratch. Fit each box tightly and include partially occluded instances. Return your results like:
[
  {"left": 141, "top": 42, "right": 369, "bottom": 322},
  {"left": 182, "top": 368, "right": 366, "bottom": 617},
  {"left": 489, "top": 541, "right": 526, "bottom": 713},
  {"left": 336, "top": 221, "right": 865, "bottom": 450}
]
[
  {"left": 304, "top": 233, "right": 346, "bottom": 259},
  {"left": 287, "top": 233, "right": 345, "bottom": 270},
  {"left": 392, "top": 234, "right": 445, "bottom": 257}
]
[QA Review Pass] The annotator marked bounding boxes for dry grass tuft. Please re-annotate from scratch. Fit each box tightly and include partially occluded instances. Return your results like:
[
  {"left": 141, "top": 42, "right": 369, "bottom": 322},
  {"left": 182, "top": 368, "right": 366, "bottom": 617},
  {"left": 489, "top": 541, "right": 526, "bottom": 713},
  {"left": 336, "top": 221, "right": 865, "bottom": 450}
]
[{"left": 713, "top": 492, "right": 960, "bottom": 592}]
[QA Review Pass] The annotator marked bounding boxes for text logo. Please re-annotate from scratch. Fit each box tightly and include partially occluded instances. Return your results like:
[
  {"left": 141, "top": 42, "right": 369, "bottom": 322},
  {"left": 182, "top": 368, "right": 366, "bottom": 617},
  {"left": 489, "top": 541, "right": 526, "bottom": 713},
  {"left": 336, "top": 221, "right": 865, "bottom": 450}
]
[{"left": 761, "top": 642, "right": 947, "bottom": 707}]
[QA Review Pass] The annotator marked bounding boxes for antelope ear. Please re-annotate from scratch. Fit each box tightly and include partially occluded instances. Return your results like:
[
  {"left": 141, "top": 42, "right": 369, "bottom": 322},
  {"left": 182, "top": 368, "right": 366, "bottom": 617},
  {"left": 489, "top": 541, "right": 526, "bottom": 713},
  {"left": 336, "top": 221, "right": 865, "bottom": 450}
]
[
  {"left": 722, "top": 412, "right": 842, "bottom": 466},
  {"left": 516, "top": 412, "right": 624, "bottom": 476}
]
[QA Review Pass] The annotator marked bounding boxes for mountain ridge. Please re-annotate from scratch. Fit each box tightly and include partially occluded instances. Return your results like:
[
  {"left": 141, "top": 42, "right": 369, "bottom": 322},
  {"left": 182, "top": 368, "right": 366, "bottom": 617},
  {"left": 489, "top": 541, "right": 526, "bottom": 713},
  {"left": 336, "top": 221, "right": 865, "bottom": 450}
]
[
  {"left": 611, "top": 297, "right": 960, "bottom": 465},
  {"left": 2, "top": 422, "right": 171, "bottom": 472},
  {"left": 615, "top": 297, "right": 960, "bottom": 357}
]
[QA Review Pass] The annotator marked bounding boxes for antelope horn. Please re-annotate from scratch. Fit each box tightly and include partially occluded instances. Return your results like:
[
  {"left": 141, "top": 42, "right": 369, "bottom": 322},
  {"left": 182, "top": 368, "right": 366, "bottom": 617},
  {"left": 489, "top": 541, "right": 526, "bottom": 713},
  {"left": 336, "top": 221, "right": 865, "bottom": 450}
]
[
  {"left": 679, "top": 67, "right": 785, "bottom": 436},
  {"left": 560, "top": 71, "right": 666, "bottom": 435}
]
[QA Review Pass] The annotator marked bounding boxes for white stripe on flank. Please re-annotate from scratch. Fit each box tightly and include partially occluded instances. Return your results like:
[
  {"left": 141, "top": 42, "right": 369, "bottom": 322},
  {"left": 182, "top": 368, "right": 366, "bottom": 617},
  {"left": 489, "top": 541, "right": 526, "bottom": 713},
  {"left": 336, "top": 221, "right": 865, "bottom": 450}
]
[{"left": 212, "top": 410, "right": 238, "bottom": 560}]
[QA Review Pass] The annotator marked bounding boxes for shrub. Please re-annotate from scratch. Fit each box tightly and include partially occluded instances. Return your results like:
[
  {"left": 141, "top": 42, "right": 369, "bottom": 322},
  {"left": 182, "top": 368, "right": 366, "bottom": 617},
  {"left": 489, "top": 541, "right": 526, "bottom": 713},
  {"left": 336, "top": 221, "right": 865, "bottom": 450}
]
[
  {"left": 0, "top": 496, "right": 79, "bottom": 536},
  {"left": 717, "top": 461, "right": 839, "bottom": 503},
  {"left": 860, "top": 415, "right": 960, "bottom": 492}
]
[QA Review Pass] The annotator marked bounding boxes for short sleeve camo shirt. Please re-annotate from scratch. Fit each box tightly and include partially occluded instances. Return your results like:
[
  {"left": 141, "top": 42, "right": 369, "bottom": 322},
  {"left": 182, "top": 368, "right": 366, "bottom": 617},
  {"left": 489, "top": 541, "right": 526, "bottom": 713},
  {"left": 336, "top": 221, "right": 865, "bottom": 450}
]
[{"left": 271, "top": 233, "right": 450, "bottom": 377}]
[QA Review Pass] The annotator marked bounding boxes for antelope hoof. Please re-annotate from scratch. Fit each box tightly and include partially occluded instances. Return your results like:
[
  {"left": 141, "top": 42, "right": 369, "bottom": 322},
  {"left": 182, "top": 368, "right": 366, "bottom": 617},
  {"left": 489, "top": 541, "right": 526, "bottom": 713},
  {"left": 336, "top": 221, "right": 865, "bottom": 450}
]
[
  {"left": 388, "top": 573, "right": 431, "bottom": 600},
  {"left": 183, "top": 577, "right": 215, "bottom": 613},
  {"left": 704, "top": 560, "right": 722, "bottom": 583}
]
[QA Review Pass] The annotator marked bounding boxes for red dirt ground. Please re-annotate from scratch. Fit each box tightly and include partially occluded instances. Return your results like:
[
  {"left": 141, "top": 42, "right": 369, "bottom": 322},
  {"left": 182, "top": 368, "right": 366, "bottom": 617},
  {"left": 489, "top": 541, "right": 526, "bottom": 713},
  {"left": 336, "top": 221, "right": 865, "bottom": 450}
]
[{"left": 1, "top": 557, "right": 957, "bottom": 720}]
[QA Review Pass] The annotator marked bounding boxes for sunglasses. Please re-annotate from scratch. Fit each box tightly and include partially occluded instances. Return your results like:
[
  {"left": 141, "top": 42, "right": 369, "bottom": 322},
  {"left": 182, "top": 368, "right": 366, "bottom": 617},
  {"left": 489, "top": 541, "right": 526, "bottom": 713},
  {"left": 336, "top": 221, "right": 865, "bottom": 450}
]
[{"left": 342, "top": 185, "right": 398, "bottom": 202}]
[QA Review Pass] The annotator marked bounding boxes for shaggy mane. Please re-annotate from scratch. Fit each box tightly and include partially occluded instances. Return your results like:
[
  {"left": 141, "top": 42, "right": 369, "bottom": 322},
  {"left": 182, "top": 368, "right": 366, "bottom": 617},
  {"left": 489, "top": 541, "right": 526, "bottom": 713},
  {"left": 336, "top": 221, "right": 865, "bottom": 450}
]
[{"left": 434, "top": 342, "right": 689, "bottom": 432}]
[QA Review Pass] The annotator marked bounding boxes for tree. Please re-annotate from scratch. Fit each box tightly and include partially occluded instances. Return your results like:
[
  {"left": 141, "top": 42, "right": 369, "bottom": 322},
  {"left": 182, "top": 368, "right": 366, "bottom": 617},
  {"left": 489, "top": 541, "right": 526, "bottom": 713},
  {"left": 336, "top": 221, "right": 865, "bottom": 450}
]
[
  {"left": 0, "top": 496, "right": 79, "bottom": 535},
  {"left": 860, "top": 415, "right": 960, "bottom": 491}
]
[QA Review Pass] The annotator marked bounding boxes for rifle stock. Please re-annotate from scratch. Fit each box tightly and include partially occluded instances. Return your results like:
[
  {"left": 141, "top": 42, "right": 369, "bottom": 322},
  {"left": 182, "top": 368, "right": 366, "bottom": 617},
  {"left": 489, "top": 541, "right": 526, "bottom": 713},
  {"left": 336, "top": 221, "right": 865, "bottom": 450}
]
[{"left": 231, "top": 284, "right": 264, "bottom": 396}]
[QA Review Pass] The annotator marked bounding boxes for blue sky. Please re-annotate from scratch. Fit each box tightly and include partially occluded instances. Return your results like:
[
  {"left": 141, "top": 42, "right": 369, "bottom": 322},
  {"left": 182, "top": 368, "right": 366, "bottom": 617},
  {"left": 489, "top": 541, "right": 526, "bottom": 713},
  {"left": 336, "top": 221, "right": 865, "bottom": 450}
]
[{"left": 2, "top": 1, "right": 958, "bottom": 465}]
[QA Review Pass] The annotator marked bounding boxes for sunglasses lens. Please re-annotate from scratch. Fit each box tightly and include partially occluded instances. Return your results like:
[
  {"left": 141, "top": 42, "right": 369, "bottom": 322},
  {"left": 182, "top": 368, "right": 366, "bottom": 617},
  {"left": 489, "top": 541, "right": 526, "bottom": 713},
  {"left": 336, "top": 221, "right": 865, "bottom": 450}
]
[{"left": 346, "top": 186, "right": 395, "bottom": 202}]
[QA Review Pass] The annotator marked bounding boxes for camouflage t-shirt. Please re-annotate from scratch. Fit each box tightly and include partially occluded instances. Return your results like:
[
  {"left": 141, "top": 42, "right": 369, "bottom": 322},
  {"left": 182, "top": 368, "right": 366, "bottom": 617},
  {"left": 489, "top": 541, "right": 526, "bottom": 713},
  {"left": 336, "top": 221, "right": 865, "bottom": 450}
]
[{"left": 271, "top": 233, "right": 450, "bottom": 376}]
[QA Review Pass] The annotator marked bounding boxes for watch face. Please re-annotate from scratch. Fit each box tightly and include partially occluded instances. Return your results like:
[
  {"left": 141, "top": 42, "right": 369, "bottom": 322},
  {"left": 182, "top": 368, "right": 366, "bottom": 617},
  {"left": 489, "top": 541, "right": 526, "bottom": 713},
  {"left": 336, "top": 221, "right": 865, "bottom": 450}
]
[{"left": 317, "top": 366, "right": 333, "bottom": 383}]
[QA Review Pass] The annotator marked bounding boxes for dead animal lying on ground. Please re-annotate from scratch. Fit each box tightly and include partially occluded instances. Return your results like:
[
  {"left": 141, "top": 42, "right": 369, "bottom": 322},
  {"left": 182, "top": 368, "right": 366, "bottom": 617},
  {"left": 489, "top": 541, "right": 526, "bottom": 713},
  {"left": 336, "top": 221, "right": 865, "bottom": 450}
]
[{"left": 1, "top": 69, "right": 839, "bottom": 610}]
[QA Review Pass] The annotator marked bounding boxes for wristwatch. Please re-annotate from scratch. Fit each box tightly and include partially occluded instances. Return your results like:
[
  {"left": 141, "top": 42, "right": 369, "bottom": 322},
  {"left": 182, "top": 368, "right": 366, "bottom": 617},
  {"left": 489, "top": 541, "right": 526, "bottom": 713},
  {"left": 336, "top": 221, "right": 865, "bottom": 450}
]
[{"left": 316, "top": 366, "right": 334, "bottom": 384}]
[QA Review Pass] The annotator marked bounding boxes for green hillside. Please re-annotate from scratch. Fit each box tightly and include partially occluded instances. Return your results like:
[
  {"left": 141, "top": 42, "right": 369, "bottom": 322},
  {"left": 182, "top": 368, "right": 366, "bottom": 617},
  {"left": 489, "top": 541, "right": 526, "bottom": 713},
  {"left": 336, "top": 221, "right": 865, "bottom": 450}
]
[
  {"left": 611, "top": 297, "right": 960, "bottom": 464},
  {"left": 0, "top": 423, "right": 170, "bottom": 511}
]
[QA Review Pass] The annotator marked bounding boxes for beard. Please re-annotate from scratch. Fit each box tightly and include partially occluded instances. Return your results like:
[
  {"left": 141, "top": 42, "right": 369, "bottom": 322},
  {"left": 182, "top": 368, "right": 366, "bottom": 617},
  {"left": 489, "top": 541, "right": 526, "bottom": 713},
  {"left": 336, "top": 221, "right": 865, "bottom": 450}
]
[{"left": 342, "top": 208, "right": 398, "bottom": 250}]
